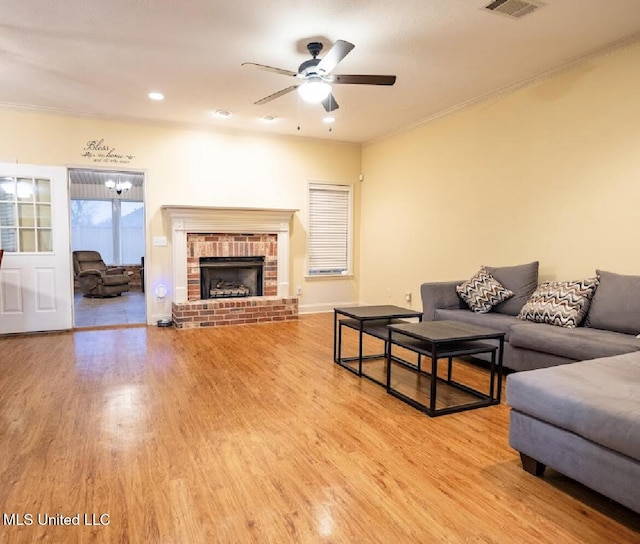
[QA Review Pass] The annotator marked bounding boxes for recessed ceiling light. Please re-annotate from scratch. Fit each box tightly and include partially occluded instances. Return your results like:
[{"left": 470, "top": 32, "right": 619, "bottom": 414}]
[
  {"left": 148, "top": 92, "right": 164, "bottom": 101},
  {"left": 213, "top": 109, "right": 232, "bottom": 118},
  {"left": 322, "top": 116, "right": 336, "bottom": 124},
  {"left": 261, "top": 115, "right": 277, "bottom": 122}
]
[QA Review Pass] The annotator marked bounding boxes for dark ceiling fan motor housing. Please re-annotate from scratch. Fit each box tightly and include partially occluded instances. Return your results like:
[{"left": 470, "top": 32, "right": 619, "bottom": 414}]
[{"left": 306, "top": 42, "right": 324, "bottom": 58}]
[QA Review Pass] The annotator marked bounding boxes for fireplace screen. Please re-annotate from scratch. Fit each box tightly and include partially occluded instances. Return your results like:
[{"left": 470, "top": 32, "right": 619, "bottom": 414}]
[{"left": 199, "top": 256, "right": 264, "bottom": 299}]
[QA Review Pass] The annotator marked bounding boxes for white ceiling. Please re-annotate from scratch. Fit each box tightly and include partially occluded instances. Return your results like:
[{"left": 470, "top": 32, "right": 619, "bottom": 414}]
[{"left": 2, "top": 0, "right": 640, "bottom": 144}]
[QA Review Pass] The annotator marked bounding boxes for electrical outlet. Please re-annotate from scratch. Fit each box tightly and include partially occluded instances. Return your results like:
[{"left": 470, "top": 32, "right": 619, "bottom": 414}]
[
  {"left": 296, "top": 285, "right": 302, "bottom": 295},
  {"left": 405, "top": 292, "right": 412, "bottom": 303}
]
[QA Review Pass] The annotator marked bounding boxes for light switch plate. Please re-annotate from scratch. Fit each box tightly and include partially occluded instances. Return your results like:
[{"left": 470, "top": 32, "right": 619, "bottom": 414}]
[{"left": 153, "top": 236, "right": 167, "bottom": 247}]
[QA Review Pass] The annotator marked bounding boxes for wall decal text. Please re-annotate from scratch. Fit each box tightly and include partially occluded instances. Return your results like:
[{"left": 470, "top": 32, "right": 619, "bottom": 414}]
[{"left": 81, "top": 139, "right": 135, "bottom": 164}]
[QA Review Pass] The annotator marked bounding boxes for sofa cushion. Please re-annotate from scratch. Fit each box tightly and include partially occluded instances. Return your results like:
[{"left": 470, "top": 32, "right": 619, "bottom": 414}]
[
  {"left": 484, "top": 261, "right": 539, "bottom": 316},
  {"left": 456, "top": 268, "right": 514, "bottom": 313},
  {"left": 517, "top": 277, "right": 598, "bottom": 329},
  {"left": 435, "top": 309, "right": 524, "bottom": 341},
  {"left": 509, "top": 322, "right": 640, "bottom": 361},
  {"left": 101, "top": 273, "right": 130, "bottom": 286},
  {"left": 506, "top": 353, "right": 640, "bottom": 462},
  {"left": 585, "top": 270, "right": 640, "bottom": 336}
]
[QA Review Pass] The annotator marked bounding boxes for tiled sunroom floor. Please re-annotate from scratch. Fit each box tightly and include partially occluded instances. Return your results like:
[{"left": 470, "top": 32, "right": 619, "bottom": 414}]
[{"left": 74, "top": 289, "right": 146, "bottom": 328}]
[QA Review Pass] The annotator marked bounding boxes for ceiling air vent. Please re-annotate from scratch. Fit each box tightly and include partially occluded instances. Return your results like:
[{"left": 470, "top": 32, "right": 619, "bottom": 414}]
[{"left": 485, "top": 0, "right": 541, "bottom": 18}]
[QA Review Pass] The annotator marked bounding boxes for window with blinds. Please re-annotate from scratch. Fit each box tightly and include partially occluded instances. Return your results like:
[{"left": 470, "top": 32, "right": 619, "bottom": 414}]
[{"left": 307, "top": 182, "right": 352, "bottom": 276}]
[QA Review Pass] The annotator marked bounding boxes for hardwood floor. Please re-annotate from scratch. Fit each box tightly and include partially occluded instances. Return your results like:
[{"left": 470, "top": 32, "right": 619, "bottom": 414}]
[{"left": 0, "top": 313, "right": 638, "bottom": 543}]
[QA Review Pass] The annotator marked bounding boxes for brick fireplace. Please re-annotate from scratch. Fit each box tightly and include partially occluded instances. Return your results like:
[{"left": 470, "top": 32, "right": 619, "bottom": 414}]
[
  {"left": 162, "top": 206, "right": 298, "bottom": 329},
  {"left": 187, "top": 233, "right": 278, "bottom": 301}
]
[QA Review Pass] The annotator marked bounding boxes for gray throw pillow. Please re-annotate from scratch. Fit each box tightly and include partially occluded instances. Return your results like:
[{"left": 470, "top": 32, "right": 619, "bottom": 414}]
[
  {"left": 585, "top": 270, "right": 640, "bottom": 335},
  {"left": 484, "top": 261, "right": 539, "bottom": 316}
]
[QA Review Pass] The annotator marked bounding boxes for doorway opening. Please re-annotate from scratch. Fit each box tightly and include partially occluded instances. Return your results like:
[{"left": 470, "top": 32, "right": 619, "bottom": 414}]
[{"left": 69, "top": 168, "right": 146, "bottom": 327}]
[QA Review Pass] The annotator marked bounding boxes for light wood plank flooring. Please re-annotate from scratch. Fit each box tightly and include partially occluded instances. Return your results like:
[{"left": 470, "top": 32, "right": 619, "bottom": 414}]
[{"left": 0, "top": 313, "right": 638, "bottom": 543}]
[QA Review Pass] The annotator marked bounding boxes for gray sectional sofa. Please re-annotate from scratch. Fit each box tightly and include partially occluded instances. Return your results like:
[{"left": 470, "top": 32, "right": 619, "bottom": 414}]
[
  {"left": 507, "top": 353, "right": 640, "bottom": 514},
  {"left": 420, "top": 263, "right": 640, "bottom": 372},
  {"left": 421, "top": 263, "right": 640, "bottom": 513}
]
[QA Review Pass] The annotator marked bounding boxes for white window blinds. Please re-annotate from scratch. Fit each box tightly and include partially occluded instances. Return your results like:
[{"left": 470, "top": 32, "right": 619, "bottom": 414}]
[{"left": 308, "top": 183, "right": 352, "bottom": 276}]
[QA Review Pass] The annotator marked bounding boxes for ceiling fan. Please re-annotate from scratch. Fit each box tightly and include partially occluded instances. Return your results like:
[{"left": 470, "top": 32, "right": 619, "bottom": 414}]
[{"left": 242, "top": 40, "right": 397, "bottom": 112}]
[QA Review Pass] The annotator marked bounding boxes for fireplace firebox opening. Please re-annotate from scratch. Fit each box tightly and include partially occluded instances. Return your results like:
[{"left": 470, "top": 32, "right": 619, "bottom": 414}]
[{"left": 199, "top": 256, "right": 265, "bottom": 300}]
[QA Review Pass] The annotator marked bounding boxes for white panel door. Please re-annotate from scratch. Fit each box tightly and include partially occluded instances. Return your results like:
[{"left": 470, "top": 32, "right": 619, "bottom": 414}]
[{"left": 0, "top": 164, "right": 72, "bottom": 334}]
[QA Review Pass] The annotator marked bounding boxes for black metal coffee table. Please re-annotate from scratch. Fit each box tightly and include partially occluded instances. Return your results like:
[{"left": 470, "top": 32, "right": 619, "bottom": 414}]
[
  {"left": 386, "top": 320, "right": 505, "bottom": 416},
  {"left": 334, "top": 305, "right": 422, "bottom": 385}
]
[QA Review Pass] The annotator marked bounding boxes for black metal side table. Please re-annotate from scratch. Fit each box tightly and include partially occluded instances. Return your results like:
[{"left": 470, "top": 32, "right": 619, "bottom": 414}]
[
  {"left": 386, "top": 320, "right": 505, "bottom": 416},
  {"left": 333, "top": 305, "right": 422, "bottom": 385}
]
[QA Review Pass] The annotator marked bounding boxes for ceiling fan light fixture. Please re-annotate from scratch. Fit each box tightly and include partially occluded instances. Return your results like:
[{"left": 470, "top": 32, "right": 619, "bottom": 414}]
[{"left": 298, "top": 77, "right": 331, "bottom": 103}]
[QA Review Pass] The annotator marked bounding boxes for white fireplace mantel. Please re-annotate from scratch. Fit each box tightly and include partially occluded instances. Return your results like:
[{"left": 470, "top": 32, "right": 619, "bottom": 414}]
[{"left": 162, "top": 206, "right": 298, "bottom": 303}]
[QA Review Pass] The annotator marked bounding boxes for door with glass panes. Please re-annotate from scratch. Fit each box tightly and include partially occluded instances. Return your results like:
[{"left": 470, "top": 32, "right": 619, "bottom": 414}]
[{"left": 0, "top": 164, "right": 72, "bottom": 333}]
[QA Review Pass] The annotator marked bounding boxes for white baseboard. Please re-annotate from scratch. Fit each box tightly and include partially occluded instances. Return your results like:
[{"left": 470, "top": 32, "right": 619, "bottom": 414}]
[
  {"left": 149, "top": 313, "right": 172, "bottom": 325},
  {"left": 152, "top": 306, "right": 364, "bottom": 319},
  {"left": 298, "top": 302, "right": 361, "bottom": 315}
]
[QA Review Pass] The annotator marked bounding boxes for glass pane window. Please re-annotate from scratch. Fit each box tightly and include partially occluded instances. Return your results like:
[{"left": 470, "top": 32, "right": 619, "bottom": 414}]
[
  {"left": 35, "top": 178, "right": 51, "bottom": 203},
  {"left": 20, "top": 229, "right": 36, "bottom": 252},
  {"left": 0, "top": 202, "right": 16, "bottom": 226},
  {"left": 18, "top": 203, "right": 35, "bottom": 227},
  {"left": 0, "top": 176, "right": 52, "bottom": 252},
  {"left": 38, "top": 229, "right": 53, "bottom": 252},
  {"left": 37, "top": 205, "right": 51, "bottom": 227},
  {"left": 71, "top": 199, "right": 144, "bottom": 265},
  {"left": 1, "top": 228, "right": 17, "bottom": 251},
  {"left": 0, "top": 177, "right": 15, "bottom": 200},
  {"left": 16, "top": 178, "right": 35, "bottom": 201},
  {"left": 120, "top": 201, "right": 144, "bottom": 265},
  {"left": 70, "top": 200, "right": 114, "bottom": 264}
]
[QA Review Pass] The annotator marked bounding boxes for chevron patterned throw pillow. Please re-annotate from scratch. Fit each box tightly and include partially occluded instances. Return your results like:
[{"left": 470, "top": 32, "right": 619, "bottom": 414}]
[
  {"left": 456, "top": 268, "right": 515, "bottom": 313},
  {"left": 517, "top": 277, "right": 599, "bottom": 328}
]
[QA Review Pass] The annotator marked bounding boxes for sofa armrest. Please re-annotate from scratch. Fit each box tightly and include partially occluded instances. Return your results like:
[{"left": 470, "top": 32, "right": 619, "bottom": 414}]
[
  {"left": 78, "top": 269, "right": 102, "bottom": 278},
  {"left": 106, "top": 266, "right": 126, "bottom": 275},
  {"left": 420, "top": 280, "right": 463, "bottom": 321}
]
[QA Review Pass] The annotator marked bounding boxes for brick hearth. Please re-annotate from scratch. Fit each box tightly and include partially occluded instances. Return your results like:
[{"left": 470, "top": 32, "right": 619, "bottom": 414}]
[{"left": 172, "top": 297, "right": 298, "bottom": 329}]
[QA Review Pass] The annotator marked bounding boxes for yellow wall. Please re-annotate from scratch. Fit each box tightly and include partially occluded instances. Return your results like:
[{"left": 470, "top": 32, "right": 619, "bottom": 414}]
[
  {"left": 360, "top": 41, "right": 640, "bottom": 309},
  {"left": 0, "top": 111, "right": 362, "bottom": 321}
]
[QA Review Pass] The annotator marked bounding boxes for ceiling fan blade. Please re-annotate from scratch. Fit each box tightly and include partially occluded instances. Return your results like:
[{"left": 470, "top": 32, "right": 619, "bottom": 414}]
[
  {"left": 242, "top": 62, "right": 297, "bottom": 77},
  {"left": 332, "top": 74, "right": 397, "bottom": 85},
  {"left": 321, "top": 94, "right": 339, "bottom": 112},
  {"left": 254, "top": 85, "right": 298, "bottom": 105},
  {"left": 316, "top": 40, "right": 355, "bottom": 75}
]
